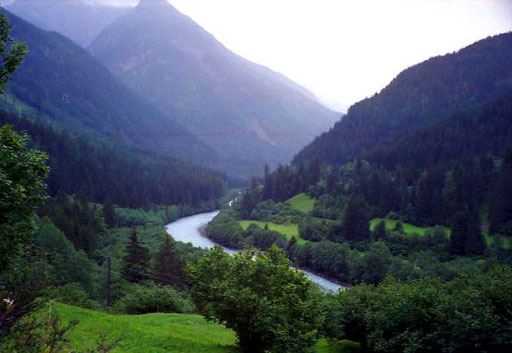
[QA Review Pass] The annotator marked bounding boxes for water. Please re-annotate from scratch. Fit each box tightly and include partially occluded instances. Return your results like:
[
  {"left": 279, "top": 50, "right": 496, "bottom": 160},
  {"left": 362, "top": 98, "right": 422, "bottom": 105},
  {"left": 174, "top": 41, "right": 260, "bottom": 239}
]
[{"left": 165, "top": 211, "right": 344, "bottom": 292}]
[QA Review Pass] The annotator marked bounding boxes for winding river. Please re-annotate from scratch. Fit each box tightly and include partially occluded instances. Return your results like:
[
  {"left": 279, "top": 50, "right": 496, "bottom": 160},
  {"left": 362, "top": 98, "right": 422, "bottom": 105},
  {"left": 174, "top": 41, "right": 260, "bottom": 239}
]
[{"left": 165, "top": 211, "right": 343, "bottom": 292}]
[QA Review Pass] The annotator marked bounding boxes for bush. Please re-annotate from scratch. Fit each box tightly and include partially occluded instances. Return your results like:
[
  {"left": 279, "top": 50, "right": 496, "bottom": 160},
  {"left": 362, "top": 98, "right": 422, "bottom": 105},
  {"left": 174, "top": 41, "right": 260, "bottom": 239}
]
[
  {"left": 42, "top": 283, "right": 99, "bottom": 309},
  {"left": 205, "top": 210, "right": 245, "bottom": 249},
  {"left": 249, "top": 201, "right": 303, "bottom": 223},
  {"left": 112, "top": 283, "right": 195, "bottom": 314}
]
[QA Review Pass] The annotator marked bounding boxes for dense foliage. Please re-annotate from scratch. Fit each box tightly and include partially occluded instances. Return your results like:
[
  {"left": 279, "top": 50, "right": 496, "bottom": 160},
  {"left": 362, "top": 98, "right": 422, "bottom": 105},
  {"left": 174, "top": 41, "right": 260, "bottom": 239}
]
[
  {"left": 189, "top": 246, "right": 323, "bottom": 353},
  {"left": 324, "top": 266, "right": 512, "bottom": 353},
  {"left": 0, "top": 111, "right": 225, "bottom": 208},
  {"left": 0, "top": 125, "right": 48, "bottom": 271}
]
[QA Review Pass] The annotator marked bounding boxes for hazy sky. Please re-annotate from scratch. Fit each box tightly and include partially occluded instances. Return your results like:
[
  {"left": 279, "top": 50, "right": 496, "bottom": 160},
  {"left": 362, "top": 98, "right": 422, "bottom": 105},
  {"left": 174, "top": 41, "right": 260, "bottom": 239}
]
[{"left": 46, "top": 0, "right": 512, "bottom": 110}]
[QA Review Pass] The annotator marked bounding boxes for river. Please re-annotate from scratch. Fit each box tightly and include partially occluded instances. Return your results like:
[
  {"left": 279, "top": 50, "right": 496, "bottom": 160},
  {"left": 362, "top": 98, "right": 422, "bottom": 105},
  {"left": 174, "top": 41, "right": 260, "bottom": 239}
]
[{"left": 165, "top": 211, "right": 343, "bottom": 292}]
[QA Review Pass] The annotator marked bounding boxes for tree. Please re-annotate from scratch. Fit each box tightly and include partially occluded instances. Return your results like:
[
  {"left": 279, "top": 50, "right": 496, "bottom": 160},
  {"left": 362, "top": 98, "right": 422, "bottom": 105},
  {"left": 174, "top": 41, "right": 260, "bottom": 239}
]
[
  {"left": 465, "top": 209, "right": 485, "bottom": 256},
  {"left": 0, "top": 13, "right": 27, "bottom": 94},
  {"left": 489, "top": 149, "right": 512, "bottom": 235},
  {"left": 188, "top": 246, "right": 323, "bottom": 353},
  {"left": 0, "top": 125, "right": 49, "bottom": 271},
  {"left": 373, "top": 220, "right": 387, "bottom": 240},
  {"left": 153, "top": 235, "right": 185, "bottom": 288},
  {"left": 449, "top": 210, "right": 469, "bottom": 256},
  {"left": 121, "top": 228, "right": 150, "bottom": 283},
  {"left": 342, "top": 194, "right": 371, "bottom": 241},
  {"left": 0, "top": 12, "right": 34, "bottom": 272}
]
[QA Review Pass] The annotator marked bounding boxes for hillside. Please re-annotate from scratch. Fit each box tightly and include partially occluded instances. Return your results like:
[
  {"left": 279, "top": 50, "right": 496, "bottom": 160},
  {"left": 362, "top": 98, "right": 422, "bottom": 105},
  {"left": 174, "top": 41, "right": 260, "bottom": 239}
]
[
  {"left": 51, "top": 303, "right": 238, "bottom": 353},
  {"left": 0, "top": 110, "right": 225, "bottom": 207},
  {"left": 1, "top": 9, "right": 217, "bottom": 166},
  {"left": 88, "top": 0, "right": 337, "bottom": 177},
  {"left": 5, "top": 0, "right": 129, "bottom": 47},
  {"left": 294, "top": 32, "right": 512, "bottom": 168},
  {"left": 50, "top": 303, "right": 355, "bottom": 353}
]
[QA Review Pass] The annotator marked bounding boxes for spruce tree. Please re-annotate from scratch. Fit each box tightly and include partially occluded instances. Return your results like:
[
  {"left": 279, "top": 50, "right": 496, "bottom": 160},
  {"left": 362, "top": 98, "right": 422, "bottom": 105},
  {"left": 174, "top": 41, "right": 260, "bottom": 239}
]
[
  {"left": 449, "top": 210, "right": 468, "bottom": 256},
  {"left": 121, "top": 228, "right": 151, "bottom": 283},
  {"left": 489, "top": 149, "right": 512, "bottom": 235},
  {"left": 342, "top": 194, "right": 371, "bottom": 241},
  {"left": 373, "top": 220, "right": 387, "bottom": 239},
  {"left": 465, "top": 209, "right": 485, "bottom": 256},
  {"left": 154, "top": 235, "right": 184, "bottom": 287}
]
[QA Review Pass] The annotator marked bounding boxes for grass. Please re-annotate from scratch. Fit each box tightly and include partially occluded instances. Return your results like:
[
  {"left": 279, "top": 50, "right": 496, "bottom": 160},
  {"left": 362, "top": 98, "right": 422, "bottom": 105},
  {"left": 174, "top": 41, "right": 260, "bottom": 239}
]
[
  {"left": 370, "top": 218, "right": 511, "bottom": 249},
  {"left": 315, "top": 339, "right": 360, "bottom": 353},
  {"left": 239, "top": 220, "right": 308, "bottom": 244},
  {"left": 48, "top": 303, "right": 357, "bottom": 353},
  {"left": 51, "top": 302, "right": 238, "bottom": 353},
  {"left": 370, "top": 218, "right": 451, "bottom": 236},
  {"left": 286, "top": 193, "right": 315, "bottom": 213}
]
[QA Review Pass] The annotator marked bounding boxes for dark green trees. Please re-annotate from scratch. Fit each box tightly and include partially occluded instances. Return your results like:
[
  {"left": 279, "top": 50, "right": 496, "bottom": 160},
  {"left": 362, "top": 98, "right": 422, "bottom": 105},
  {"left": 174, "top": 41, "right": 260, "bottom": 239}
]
[
  {"left": 342, "top": 194, "right": 371, "bottom": 242},
  {"left": 373, "top": 220, "right": 387, "bottom": 240},
  {"left": 121, "top": 229, "right": 150, "bottom": 283},
  {"left": 490, "top": 150, "right": 512, "bottom": 235},
  {"left": 0, "top": 125, "right": 49, "bottom": 271},
  {"left": 325, "top": 267, "right": 512, "bottom": 353},
  {"left": 189, "top": 246, "right": 323, "bottom": 353},
  {"left": 449, "top": 208, "right": 485, "bottom": 256},
  {"left": 0, "top": 10, "right": 35, "bottom": 271},
  {"left": 153, "top": 235, "right": 185, "bottom": 288},
  {"left": 0, "top": 13, "right": 27, "bottom": 93}
]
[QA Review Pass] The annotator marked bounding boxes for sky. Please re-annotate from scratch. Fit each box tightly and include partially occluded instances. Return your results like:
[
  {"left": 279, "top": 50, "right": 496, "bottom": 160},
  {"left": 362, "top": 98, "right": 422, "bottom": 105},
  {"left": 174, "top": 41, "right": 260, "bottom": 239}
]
[{"left": 36, "top": 0, "right": 512, "bottom": 111}]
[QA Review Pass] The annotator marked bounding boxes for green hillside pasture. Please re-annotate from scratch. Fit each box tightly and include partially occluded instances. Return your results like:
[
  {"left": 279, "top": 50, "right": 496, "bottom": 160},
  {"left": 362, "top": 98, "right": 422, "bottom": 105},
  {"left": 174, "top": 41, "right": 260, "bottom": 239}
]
[
  {"left": 370, "top": 218, "right": 451, "bottom": 236},
  {"left": 52, "top": 303, "right": 238, "bottom": 353},
  {"left": 46, "top": 303, "right": 358, "bottom": 353},
  {"left": 286, "top": 193, "right": 315, "bottom": 213},
  {"left": 239, "top": 220, "right": 308, "bottom": 244}
]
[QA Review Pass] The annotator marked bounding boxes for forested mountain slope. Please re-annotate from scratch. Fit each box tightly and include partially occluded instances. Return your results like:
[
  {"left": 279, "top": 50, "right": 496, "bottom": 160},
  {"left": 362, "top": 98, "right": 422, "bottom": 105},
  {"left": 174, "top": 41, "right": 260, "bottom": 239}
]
[
  {"left": 89, "top": 0, "right": 337, "bottom": 177},
  {"left": 294, "top": 32, "right": 512, "bottom": 167},
  {"left": 1, "top": 9, "right": 217, "bottom": 165},
  {"left": 0, "top": 110, "right": 225, "bottom": 208}
]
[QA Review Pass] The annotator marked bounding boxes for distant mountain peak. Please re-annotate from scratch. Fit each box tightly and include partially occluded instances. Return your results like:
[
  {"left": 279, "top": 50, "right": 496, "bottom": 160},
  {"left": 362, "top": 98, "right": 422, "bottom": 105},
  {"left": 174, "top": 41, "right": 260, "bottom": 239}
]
[{"left": 137, "top": 0, "right": 172, "bottom": 8}]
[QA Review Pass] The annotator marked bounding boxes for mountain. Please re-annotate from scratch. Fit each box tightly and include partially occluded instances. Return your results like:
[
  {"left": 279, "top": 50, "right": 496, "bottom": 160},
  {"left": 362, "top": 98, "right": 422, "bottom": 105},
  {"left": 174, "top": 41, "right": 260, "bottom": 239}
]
[
  {"left": 0, "top": 110, "right": 225, "bottom": 208},
  {"left": 1, "top": 9, "right": 217, "bottom": 165},
  {"left": 294, "top": 32, "right": 512, "bottom": 168},
  {"left": 5, "top": 0, "right": 129, "bottom": 47},
  {"left": 88, "top": 0, "right": 337, "bottom": 177}
]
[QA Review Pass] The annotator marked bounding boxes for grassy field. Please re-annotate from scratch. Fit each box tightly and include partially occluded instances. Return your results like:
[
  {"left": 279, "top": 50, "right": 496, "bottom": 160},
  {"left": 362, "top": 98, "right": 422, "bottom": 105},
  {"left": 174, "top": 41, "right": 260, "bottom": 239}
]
[
  {"left": 47, "top": 303, "right": 357, "bottom": 353},
  {"left": 286, "top": 193, "right": 315, "bottom": 213},
  {"left": 239, "top": 220, "right": 308, "bottom": 244},
  {"left": 52, "top": 303, "right": 238, "bottom": 353},
  {"left": 370, "top": 218, "right": 451, "bottom": 236}
]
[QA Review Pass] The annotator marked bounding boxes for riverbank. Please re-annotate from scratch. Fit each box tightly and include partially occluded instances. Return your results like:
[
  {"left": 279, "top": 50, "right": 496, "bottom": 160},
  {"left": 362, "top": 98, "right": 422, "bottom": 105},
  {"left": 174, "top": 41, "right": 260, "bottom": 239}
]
[{"left": 165, "top": 211, "right": 344, "bottom": 292}]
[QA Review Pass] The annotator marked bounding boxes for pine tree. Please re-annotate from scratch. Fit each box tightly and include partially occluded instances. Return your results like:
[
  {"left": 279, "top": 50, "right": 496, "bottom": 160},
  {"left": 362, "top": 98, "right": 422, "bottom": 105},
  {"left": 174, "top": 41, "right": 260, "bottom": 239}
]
[
  {"left": 342, "top": 194, "right": 371, "bottom": 241},
  {"left": 154, "top": 235, "right": 185, "bottom": 287},
  {"left": 263, "top": 164, "right": 273, "bottom": 200},
  {"left": 449, "top": 210, "right": 468, "bottom": 256},
  {"left": 465, "top": 210, "right": 485, "bottom": 256},
  {"left": 121, "top": 228, "right": 151, "bottom": 283},
  {"left": 489, "top": 149, "right": 512, "bottom": 235},
  {"left": 373, "top": 220, "right": 387, "bottom": 239}
]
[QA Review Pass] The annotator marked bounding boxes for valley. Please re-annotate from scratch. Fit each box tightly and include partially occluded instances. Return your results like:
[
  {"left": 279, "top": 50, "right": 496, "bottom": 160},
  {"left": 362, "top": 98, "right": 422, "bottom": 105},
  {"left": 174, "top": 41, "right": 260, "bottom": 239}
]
[{"left": 0, "top": 1, "right": 511, "bottom": 353}]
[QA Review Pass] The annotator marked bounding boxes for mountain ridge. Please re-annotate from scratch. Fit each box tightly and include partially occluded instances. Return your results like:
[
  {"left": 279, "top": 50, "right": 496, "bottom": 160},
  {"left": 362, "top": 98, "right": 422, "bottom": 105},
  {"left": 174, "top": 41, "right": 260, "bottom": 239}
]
[
  {"left": 294, "top": 32, "right": 512, "bottom": 167},
  {"left": 1, "top": 9, "right": 218, "bottom": 166},
  {"left": 88, "top": 0, "right": 338, "bottom": 177}
]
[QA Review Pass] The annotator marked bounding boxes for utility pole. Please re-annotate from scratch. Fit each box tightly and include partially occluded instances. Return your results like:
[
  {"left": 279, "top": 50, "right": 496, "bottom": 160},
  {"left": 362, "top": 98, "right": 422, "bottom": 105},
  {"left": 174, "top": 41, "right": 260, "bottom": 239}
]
[{"left": 105, "top": 256, "right": 111, "bottom": 310}]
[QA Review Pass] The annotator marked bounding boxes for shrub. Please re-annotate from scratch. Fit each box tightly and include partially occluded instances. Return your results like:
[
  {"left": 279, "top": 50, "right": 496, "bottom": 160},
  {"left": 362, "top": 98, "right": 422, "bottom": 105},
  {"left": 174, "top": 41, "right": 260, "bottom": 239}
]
[{"left": 112, "top": 283, "right": 195, "bottom": 314}]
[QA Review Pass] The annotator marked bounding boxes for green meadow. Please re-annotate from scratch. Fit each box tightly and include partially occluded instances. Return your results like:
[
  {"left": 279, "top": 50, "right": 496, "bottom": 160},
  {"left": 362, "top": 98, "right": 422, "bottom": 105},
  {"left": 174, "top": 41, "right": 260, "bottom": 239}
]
[
  {"left": 286, "top": 193, "right": 315, "bottom": 213},
  {"left": 370, "top": 218, "right": 450, "bottom": 236},
  {"left": 239, "top": 220, "right": 308, "bottom": 244},
  {"left": 47, "top": 303, "right": 357, "bottom": 353}
]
